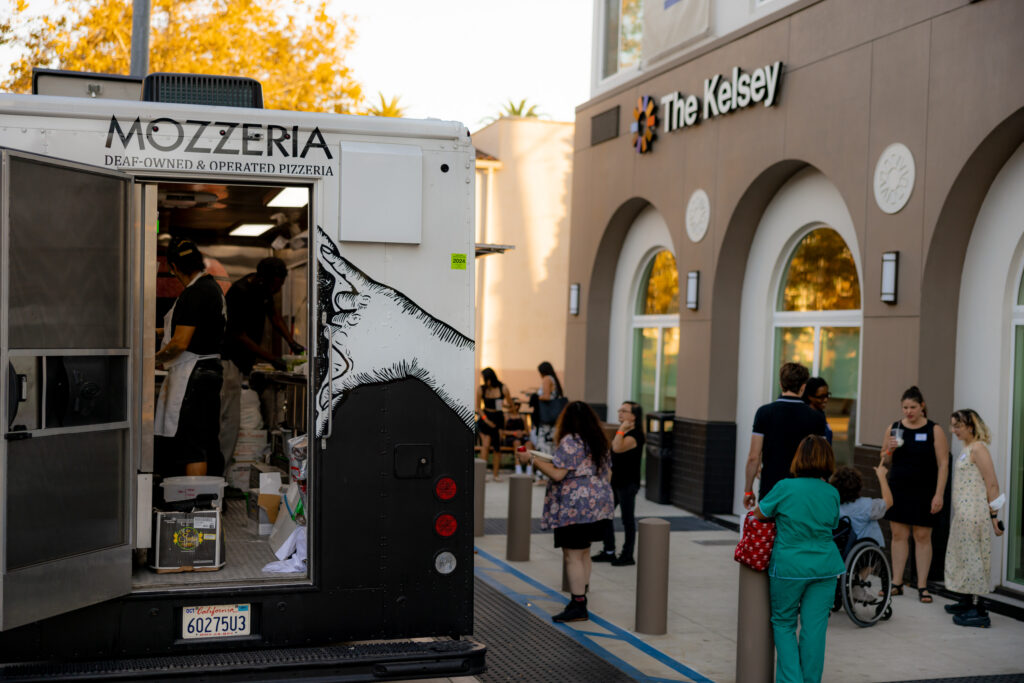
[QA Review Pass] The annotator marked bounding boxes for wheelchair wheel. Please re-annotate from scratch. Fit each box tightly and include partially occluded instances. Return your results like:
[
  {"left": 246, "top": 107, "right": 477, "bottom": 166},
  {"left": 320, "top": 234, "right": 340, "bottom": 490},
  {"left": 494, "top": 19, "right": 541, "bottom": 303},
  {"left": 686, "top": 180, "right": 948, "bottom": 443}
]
[{"left": 841, "top": 541, "right": 892, "bottom": 627}]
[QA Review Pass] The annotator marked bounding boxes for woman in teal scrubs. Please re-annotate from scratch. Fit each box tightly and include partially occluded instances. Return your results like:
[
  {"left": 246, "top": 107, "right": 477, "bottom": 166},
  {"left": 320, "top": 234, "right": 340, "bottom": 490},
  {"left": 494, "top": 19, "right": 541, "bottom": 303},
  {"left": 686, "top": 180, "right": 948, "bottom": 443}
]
[{"left": 755, "top": 435, "right": 845, "bottom": 683}]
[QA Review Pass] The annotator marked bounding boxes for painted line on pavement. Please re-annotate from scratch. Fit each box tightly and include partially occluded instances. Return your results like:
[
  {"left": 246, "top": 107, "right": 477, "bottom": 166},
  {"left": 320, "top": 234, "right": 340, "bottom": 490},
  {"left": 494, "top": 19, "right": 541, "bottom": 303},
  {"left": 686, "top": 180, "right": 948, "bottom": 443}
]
[{"left": 474, "top": 545, "right": 715, "bottom": 683}]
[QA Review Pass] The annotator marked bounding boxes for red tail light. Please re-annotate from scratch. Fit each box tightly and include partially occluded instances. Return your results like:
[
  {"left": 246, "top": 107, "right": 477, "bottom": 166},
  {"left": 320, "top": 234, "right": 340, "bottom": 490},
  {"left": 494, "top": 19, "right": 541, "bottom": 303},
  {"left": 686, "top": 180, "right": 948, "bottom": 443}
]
[
  {"left": 434, "top": 513, "right": 457, "bottom": 537},
  {"left": 435, "top": 477, "right": 457, "bottom": 501}
]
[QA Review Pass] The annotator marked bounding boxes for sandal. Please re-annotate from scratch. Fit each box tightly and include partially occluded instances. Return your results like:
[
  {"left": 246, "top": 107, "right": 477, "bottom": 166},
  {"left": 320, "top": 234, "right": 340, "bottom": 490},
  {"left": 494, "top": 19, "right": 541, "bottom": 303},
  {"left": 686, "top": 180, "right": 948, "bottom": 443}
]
[
  {"left": 917, "top": 587, "right": 933, "bottom": 603},
  {"left": 881, "top": 583, "right": 904, "bottom": 597}
]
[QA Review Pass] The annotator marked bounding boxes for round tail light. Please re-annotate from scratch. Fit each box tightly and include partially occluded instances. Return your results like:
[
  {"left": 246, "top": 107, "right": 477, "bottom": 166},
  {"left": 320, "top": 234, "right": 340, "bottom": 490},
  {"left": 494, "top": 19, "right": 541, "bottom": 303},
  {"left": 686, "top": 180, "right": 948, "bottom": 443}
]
[
  {"left": 434, "top": 513, "right": 457, "bottom": 537},
  {"left": 435, "top": 477, "right": 457, "bottom": 501}
]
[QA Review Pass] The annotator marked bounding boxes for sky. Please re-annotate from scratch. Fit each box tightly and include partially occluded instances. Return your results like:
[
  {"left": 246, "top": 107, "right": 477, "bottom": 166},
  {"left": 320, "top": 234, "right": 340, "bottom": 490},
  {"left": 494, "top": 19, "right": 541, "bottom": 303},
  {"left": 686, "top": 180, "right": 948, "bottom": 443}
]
[
  {"left": 337, "top": 0, "right": 593, "bottom": 129},
  {"left": 0, "top": 0, "right": 595, "bottom": 132}
]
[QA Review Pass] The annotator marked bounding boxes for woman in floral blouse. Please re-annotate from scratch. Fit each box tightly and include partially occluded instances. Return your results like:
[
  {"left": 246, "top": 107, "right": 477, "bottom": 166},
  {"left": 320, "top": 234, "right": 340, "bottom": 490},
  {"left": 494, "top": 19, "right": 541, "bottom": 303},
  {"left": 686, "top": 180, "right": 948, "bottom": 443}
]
[{"left": 518, "top": 400, "right": 613, "bottom": 622}]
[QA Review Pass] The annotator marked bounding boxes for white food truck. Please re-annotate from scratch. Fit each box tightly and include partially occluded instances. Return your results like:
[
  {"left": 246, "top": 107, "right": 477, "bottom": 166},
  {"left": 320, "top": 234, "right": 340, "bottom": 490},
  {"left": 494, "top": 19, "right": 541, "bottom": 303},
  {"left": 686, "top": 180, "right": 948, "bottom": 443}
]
[{"left": 0, "top": 71, "right": 483, "bottom": 679}]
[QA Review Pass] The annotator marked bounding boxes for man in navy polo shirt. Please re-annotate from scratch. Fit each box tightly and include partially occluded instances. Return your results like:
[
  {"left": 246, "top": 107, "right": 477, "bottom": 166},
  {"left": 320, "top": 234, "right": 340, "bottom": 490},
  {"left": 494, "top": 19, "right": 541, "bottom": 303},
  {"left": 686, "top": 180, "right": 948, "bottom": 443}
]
[{"left": 743, "top": 362, "right": 827, "bottom": 508}]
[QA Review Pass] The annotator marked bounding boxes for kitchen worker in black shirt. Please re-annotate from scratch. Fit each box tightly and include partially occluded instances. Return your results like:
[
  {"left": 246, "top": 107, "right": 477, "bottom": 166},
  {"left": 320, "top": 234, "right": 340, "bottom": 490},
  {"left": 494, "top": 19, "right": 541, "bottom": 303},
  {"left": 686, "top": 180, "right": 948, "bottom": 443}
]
[
  {"left": 154, "top": 239, "right": 226, "bottom": 478},
  {"left": 219, "top": 257, "right": 304, "bottom": 465},
  {"left": 743, "top": 362, "right": 827, "bottom": 508}
]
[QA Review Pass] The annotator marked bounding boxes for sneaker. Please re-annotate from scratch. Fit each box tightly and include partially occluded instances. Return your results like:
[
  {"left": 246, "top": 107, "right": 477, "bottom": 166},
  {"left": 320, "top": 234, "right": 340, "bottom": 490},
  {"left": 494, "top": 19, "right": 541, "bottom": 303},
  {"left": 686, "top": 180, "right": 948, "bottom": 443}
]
[
  {"left": 610, "top": 554, "right": 635, "bottom": 566},
  {"left": 952, "top": 608, "right": 991, "bottom": 628},
  {"left": 552, "top": 597, "right": 588, "bottom": 623},
  {"left": 592, "top": 550, "right": 616, "bottom": 562}
]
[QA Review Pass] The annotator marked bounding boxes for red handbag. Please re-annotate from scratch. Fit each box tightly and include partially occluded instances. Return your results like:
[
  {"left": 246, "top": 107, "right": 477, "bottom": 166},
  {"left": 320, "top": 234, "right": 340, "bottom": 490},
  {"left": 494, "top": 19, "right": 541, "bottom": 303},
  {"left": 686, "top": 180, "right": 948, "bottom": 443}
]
[{"left": 734, "top": 511, "right": 777, "bottom": 572}]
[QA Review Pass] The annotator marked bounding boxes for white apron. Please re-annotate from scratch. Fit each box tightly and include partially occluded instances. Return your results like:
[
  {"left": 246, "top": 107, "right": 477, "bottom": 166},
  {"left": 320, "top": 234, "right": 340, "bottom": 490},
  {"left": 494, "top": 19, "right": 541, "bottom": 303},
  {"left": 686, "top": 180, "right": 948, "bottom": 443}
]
[{"left": 154, "top": 274, "right": 221, "bottom": 437}]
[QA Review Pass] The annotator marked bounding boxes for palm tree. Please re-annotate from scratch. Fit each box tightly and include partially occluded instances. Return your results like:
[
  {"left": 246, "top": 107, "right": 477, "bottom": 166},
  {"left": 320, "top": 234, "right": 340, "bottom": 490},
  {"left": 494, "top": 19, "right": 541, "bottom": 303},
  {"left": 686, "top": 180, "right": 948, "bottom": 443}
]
[
  {"left": 366, "top": 92, "right": 406, "bottom": 118},
  {"left": 481, "top": 98, "right": 545, "bottom": 124}
]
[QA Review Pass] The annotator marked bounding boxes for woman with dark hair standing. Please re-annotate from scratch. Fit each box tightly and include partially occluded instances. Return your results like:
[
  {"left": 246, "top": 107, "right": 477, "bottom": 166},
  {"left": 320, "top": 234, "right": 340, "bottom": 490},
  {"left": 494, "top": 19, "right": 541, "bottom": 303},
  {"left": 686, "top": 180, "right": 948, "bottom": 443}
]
[
  {"left": 754, "top": 435, "right": 844, "bottom": 683},
  {"left": 476, "top": 367, "right": 511, "bottom": 480},
  {"left": 880, "top": 386, "right": 949, "bottom": 603},
  {"left": 517, "top": 401, "right": 613, "bottom": 623},
  {"left": 801, "top": 377, "right": 833, "bottom": 445},
  {"left": 530, "top": 361, "right": 564, "bottom": 455},
  {"left": 594, "top": 401, "right": 645, "bottom": 566},
  {"left": 154, "top": 239, "right": 226, "bottom": 477}
]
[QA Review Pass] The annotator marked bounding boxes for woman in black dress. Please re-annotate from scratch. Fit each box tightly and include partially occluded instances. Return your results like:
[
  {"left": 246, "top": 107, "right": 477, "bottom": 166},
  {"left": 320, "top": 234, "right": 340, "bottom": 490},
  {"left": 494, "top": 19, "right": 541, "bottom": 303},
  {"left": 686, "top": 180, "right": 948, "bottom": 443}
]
[
  {"left": 880, "top": 386, "right": 949, "bottom": 602},
  {"left": 476, "top": 367, "right": 511, "bottom": 480}
]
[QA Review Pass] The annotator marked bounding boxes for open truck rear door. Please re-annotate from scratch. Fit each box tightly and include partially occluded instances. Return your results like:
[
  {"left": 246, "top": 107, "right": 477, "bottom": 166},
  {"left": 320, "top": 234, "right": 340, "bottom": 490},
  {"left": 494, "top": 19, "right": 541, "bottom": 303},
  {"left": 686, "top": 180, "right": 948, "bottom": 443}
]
[{"left": 0, "top": 149, "right": 135, "bottom": 630}]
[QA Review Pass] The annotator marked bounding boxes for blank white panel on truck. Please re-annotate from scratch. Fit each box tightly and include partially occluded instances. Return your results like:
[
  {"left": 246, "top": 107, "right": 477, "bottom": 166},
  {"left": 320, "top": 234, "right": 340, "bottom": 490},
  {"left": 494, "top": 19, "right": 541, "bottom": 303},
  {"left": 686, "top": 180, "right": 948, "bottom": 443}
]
[{"left": 339, "top": 142, "right": 422, "bottom": 244}]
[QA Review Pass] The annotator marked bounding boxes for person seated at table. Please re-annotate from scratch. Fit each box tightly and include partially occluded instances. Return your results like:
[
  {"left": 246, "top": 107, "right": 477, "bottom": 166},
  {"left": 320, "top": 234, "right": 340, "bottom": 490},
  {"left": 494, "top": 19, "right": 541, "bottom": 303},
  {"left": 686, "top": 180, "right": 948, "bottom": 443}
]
[{"left": 503, "top": 399, "right": 532, "bottom": 475}]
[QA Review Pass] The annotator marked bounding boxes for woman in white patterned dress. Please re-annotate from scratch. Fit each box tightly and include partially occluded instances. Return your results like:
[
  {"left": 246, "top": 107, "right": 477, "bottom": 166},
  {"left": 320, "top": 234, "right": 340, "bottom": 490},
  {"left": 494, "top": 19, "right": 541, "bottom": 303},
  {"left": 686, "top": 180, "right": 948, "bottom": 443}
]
[{"left": 944, "top": 409, "right": 1004, "bottom": 628}]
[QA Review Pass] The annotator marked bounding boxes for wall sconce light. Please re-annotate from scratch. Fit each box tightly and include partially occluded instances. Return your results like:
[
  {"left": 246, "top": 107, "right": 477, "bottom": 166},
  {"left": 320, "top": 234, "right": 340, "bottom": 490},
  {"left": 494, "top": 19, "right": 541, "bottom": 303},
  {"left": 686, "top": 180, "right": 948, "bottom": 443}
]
[
  {"left": 686, "top": 271, "right": 699, "bottom": 310},
  {"left": 569, "top": 283, "right": 580, "bottom": 316},
  {"left": 880, "top": 251, "right": 899, "bottom": 304}
]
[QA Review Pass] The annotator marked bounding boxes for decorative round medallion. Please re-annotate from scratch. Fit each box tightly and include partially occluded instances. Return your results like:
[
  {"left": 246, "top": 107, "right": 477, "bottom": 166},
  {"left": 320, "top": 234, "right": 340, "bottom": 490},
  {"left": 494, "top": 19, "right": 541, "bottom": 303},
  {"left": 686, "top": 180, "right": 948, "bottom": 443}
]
[
  {"left": 873, "top": 143, "right": 915, "bottom": 214},
  {"left": 630, "top": 95, "right": 657, "bottom": 154},
  {"left": 686, "top": 189, "right": 710, "bottom": 243}
]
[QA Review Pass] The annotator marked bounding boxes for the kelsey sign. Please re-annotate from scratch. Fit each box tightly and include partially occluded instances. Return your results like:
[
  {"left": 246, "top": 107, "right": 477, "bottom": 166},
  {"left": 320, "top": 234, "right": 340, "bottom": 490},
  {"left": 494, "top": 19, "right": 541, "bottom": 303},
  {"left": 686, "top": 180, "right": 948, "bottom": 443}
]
[{"left": 658, "top": 60, "right": 783, "bottom": 135}]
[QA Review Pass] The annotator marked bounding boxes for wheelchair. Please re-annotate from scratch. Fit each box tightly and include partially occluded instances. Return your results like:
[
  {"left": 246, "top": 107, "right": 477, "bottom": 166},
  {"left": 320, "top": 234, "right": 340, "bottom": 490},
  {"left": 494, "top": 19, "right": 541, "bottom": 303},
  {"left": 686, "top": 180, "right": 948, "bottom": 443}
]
[{"left": 831, "top": 517, "right": 894, "bottom": 627}]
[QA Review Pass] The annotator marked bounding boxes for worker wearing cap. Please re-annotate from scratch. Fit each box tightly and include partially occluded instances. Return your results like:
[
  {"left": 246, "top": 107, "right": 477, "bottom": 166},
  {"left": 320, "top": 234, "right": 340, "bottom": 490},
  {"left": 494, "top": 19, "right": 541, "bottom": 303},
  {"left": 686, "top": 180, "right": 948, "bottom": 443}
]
[
  {"left": 155, "top": 239, "right": 226, "bottom": 478},
  {"left": 219, "top": 257, "right": 305, "bottom": 466}
]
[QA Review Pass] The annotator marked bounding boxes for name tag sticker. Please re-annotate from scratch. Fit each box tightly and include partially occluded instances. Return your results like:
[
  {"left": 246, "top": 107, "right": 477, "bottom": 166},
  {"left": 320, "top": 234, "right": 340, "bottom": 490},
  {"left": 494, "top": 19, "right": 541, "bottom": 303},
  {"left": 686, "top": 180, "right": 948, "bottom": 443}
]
[
  {"left": 915, "top": 433, "right": 928, "bottom": 441},
  {"left": 959, "top": 452, "right": 969, "bottom": 462}
]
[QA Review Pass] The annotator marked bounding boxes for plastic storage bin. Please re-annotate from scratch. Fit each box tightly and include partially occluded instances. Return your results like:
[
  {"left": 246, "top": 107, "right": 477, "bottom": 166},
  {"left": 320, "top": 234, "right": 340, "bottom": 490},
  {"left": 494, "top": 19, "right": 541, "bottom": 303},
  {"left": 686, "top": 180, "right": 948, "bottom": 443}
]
[{"left": 160, "top": 475, "right": 227, "bottom": 509}]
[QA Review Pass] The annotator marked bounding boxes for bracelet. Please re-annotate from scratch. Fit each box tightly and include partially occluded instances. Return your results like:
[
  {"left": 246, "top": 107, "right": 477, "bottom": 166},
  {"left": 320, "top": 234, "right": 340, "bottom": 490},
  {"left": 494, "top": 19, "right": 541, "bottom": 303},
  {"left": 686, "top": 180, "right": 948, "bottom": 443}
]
[
  {"left": 615, "top": 430, "right": 625, "bottom": 435},
  {"left": 744, "top": 491, "right": 754, "bottom": 496},
  {"left": 990, "top": 512, "right": 998, "bottom": 519}
]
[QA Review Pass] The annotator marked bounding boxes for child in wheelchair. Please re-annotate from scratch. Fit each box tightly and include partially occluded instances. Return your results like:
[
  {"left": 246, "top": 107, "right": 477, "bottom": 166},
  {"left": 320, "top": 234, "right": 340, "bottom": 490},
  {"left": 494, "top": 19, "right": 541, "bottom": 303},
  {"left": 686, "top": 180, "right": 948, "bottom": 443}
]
[
  {"left": 829, "top": 458, "right": 896, "bottom": 625},
  {"left": 832, "top": 457, "right": 893, "bottom": 550}
]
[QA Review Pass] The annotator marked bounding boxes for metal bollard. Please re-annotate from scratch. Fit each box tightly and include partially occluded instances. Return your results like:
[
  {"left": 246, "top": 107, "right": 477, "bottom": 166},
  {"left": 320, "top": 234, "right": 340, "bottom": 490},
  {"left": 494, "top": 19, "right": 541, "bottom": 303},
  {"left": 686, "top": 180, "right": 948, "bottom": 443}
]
[
  {"left": 635, "top": 518, "right": 670, "bottom": 635},
  {"left": 474, "top": 459, "right": 486, "bottom": 537},
  {"left": 736, "top": 563, "right": 775, "bottom": 683},
  {"left": 505, "top": 474, "right": 533, "bottom": 561}
]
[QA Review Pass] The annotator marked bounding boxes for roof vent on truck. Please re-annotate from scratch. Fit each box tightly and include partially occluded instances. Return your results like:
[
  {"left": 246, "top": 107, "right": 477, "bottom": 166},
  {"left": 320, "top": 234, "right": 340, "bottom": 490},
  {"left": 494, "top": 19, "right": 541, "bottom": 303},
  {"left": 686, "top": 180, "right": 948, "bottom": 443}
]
[{"left": 142, "top": 73, "right": 263, "bottom": 109}]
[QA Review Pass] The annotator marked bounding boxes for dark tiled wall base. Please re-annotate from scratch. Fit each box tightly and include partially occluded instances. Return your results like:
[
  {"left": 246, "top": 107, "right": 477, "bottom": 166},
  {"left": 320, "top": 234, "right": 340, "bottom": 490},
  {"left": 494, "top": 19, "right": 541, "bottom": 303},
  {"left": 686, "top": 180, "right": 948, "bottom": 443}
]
[{"left": 671, "top": 418, "right": 736, "bottom": 515}]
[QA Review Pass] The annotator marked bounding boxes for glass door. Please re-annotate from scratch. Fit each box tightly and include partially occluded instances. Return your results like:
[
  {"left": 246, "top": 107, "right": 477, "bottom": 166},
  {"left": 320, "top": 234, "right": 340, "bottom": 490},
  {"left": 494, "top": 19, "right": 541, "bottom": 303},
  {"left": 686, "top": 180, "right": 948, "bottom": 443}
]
[
  {"left": 1, "top": 150, "right": 134, "bottom": 630},
  {"left": 1008, "top": 323, "right": 1024, "bottom": 588}
]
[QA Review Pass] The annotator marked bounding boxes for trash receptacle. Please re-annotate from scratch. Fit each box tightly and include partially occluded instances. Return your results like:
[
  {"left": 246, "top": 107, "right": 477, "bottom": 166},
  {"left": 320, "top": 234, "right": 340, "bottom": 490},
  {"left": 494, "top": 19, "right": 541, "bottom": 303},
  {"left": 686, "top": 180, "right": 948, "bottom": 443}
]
[{"left": 644, "top": 412, "right": 674, "bottom": 504}]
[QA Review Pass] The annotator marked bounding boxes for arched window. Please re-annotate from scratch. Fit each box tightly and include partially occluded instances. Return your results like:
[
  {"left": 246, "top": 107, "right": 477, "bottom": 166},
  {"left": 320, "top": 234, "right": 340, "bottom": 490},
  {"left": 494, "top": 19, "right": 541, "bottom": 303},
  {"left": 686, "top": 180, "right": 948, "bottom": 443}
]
[
  {"left": 631, "top": 250, "right": 679, "bottom": 414},
  {"left": 772, "top": 227, "right": 861, "bottom": 464}
]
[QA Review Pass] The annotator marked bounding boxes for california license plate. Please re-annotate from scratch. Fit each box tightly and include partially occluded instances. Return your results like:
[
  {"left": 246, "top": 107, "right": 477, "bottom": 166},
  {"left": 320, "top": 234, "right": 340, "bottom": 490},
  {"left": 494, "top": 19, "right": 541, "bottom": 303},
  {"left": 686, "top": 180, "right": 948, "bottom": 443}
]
[{"left": 182, "top": 604, "right": 251, "bottom": 640}]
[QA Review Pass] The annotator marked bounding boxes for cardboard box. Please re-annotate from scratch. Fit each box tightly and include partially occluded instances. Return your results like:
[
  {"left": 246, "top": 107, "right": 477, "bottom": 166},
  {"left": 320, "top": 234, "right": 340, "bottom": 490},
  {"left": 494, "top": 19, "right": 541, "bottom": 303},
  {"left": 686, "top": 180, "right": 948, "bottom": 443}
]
[
  {"left": 149, "top": 509, "right": 225, "bottom": 573},
  {"left": 249, "top": 463, "right": 285, "bottom": 491},
  {"left": 246, "top": 487, "right": 278, "bottom": 535}
]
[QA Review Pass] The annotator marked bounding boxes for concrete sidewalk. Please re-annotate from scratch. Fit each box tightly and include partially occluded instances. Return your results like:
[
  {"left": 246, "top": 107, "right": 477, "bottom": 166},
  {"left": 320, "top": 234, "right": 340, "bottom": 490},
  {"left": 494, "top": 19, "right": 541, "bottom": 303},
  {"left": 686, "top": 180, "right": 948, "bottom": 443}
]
[{"left": 473, "top": 474, "right": 1024, "bottom": 683}]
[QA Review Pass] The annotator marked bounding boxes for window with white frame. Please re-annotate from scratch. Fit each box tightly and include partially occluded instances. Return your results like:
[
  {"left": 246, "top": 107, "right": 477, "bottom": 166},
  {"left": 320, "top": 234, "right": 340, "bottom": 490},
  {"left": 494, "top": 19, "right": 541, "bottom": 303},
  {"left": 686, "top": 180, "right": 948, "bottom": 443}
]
[
  {"left": 631, "top": 249, "right": 679, "bottom": 415},
  {"left": 772, "top": 227, "right": 861, "bottom": 464},
  {"left": 601, "top": 0, "right": 644, "bottom": 81}
]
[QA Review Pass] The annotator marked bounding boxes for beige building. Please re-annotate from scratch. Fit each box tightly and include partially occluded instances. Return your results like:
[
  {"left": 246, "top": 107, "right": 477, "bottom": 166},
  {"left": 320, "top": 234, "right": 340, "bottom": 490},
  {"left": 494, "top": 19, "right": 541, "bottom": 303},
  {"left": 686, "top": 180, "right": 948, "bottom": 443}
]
[
  {"left": 569, "top": 0, "right": 1024, "bottom": 592},
  {"left": 473, "top": 117, "right": 574, "bottom": 396}
]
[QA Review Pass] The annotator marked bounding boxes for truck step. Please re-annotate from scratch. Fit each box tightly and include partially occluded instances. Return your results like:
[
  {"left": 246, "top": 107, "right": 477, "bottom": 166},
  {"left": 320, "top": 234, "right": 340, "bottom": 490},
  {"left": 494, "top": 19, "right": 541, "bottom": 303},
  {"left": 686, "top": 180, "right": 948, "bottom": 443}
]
[{"left": 0, "top": 639, "right": 485, "bottom": 681}]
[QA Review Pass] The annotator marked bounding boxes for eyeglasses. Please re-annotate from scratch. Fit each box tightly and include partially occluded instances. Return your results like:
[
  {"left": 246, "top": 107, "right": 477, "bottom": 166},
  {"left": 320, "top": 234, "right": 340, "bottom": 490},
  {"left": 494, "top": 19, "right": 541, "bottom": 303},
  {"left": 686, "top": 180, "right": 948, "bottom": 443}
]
[{"left": 813, "top": 392, "right": 831, "bottom": 400}]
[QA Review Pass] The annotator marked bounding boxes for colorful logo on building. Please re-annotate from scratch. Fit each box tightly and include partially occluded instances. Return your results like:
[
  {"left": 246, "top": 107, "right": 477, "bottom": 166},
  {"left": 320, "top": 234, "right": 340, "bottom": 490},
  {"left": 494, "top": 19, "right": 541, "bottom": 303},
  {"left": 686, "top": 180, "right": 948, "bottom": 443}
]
[{"left": 631, "top": 96, "right": 657, "bottom": 154}]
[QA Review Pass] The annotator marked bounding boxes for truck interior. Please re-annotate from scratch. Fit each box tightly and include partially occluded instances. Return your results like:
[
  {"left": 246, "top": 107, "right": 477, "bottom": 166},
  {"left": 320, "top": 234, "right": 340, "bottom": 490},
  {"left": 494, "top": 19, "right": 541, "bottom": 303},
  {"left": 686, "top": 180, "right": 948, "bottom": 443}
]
[{"left": 132, "top": 178, "right": 312, "bottom": 592}]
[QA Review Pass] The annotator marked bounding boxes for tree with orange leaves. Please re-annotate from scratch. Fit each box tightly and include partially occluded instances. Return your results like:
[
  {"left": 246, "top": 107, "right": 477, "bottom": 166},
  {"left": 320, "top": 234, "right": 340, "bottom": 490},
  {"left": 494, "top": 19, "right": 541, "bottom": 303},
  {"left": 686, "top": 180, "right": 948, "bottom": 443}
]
[{"left": 1, "top": 0, "right": 364, "bottom": 114}]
